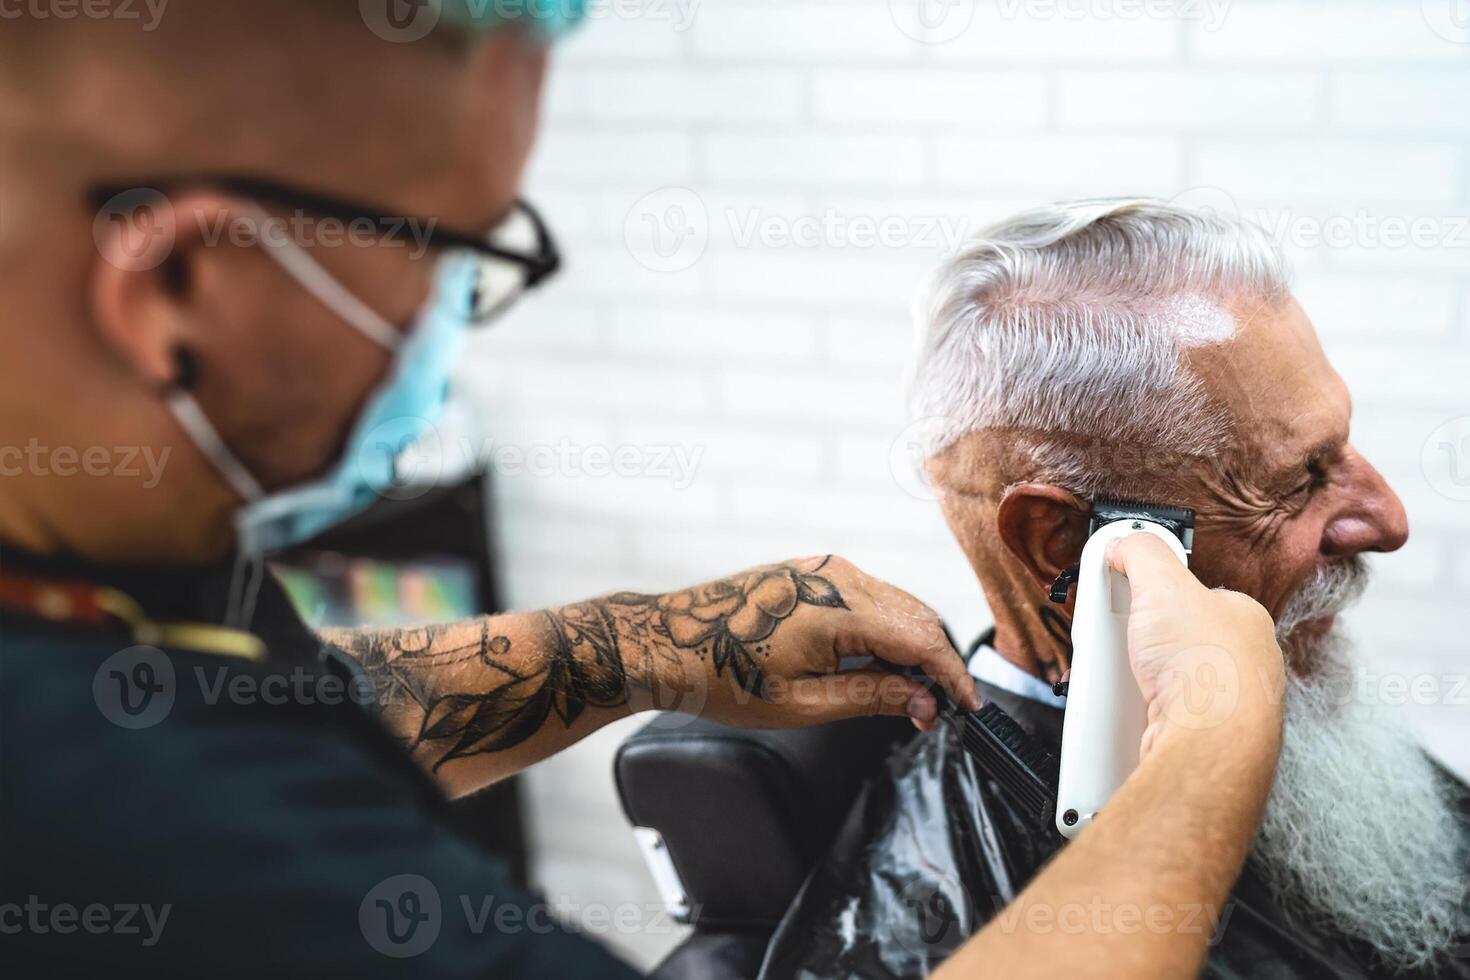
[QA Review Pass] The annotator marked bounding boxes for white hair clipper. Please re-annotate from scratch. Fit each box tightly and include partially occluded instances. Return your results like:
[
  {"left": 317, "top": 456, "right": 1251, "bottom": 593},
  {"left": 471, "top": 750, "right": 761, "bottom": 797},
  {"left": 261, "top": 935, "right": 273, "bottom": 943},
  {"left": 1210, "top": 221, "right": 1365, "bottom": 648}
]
[{"left": 1051, "top": 499, "right": 1195, "bottom": 840}]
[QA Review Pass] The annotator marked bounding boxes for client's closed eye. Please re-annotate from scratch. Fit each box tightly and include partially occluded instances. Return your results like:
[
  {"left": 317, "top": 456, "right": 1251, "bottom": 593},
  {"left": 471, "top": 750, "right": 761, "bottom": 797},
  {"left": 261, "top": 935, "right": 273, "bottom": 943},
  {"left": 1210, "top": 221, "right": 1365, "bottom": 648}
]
[{"left": 1290, "top": 460, "right": 1326, "bottom": 497}]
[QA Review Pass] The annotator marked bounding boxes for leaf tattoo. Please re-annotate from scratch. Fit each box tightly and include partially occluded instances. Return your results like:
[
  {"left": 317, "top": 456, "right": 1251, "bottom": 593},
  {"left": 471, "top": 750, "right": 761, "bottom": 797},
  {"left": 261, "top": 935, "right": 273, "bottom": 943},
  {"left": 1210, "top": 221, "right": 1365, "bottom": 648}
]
[
  {"left": 413, "top": 603, "right": 634, "bottom": 770},
  {"left": 335, "top": 559, "right": 848, "bottom": 769}
]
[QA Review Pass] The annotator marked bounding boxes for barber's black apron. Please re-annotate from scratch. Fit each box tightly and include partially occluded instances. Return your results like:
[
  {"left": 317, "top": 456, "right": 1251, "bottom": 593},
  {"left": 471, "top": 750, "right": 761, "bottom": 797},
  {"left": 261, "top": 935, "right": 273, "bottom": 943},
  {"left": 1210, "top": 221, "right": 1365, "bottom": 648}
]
[{"left": 0, "top": 548, "right": 642, "bottom": 978}]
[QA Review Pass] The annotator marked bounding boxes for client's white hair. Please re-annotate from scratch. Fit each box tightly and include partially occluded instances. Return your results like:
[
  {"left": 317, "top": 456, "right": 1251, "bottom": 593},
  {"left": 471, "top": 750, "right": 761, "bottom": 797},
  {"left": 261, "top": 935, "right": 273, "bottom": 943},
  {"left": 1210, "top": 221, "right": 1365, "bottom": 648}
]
[{"left": 910, "top": 197, "right": 1289, "bottom": 494}]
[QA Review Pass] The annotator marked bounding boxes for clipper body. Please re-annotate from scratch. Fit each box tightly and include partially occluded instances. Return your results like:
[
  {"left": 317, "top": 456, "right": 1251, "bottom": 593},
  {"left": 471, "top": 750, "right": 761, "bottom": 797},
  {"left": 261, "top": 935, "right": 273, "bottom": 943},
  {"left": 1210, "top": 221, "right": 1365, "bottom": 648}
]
[{"left": 1055, "top": 504, "right": 1192, "bottom": 840}]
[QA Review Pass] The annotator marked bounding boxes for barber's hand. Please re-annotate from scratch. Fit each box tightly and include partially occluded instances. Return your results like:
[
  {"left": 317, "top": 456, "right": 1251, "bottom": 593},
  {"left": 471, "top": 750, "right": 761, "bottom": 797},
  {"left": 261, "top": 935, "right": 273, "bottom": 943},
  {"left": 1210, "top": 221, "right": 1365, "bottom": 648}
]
[
  {"left": 938, "top": 535, "right": 1286, "bottom": 980},
  {"left": 654, "top": 556, "right": 978, "bottom": 731},
  {"left": 1107, "top": 533, "right": 1286, "bottom": 759}
]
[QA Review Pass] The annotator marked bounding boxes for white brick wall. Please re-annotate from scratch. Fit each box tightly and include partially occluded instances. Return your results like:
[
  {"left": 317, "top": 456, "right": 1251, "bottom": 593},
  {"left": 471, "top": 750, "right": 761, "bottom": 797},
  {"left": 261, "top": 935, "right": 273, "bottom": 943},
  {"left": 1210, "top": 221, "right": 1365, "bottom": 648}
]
[{"left": 460, "top": 3, "right": 1470, "bottom": 968}]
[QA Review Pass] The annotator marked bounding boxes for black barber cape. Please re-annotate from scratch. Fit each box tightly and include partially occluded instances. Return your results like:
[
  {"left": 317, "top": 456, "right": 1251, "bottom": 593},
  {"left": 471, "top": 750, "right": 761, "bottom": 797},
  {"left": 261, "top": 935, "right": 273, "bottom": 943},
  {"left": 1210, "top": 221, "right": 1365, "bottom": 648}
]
[
  {"left": 0, "top": 549, "right": 642, "bottom": 979},
  {"left": 761, "top": 637, "right": 1470, "bottom": 980}
]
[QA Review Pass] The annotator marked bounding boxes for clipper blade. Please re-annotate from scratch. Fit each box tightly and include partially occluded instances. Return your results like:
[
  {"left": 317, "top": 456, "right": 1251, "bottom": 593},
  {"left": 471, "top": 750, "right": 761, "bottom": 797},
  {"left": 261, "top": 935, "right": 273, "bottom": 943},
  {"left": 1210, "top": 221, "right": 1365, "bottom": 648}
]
[{"left": 1089, "top": 496, "right": 1195, "bottom": 552}]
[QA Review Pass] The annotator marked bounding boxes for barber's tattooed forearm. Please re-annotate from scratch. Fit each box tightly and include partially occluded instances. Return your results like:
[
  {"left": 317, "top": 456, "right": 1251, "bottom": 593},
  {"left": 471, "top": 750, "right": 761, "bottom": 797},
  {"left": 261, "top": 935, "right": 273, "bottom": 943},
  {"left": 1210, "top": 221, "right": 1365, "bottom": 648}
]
[
  {"left": 655, "top": 557, "right": 847, "bottom": 692},
  {"left": 327, "top": 559, "right": 846, "bottom": 769},
  {"left": 1037, "top": 605, "right": 1074, "bottom": 684}
]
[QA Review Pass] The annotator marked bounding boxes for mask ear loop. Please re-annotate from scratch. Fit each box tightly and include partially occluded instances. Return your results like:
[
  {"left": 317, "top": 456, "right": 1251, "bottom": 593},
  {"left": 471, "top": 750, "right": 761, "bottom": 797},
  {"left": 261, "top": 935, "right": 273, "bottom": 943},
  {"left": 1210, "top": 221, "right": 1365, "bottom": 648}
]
[
  {"left": 164, "top": 387, "right": 269, "bottom": 628},
  {"left": 170, "top": 203, "right": 406, "bottom": 507},
  {"left": 168, "top": 389, "right": 264, "bottom": 503},
  {"left": 225, "top": 549, "right": 268, "bottom": 633},
  {"left": 241, "top": 204, "right": 404, "bottom": 353},
  {"left": 179, "top": 205, "right": 419, "bottom": 628},
  {"left": 223, "top": 205, "right": 422, "bottom": 626}
]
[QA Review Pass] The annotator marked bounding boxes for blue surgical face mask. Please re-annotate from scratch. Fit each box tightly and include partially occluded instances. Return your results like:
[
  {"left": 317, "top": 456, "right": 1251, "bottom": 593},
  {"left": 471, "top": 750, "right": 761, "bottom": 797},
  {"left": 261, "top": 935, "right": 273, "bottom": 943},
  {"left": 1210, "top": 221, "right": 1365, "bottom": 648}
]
[{"left": 169, "top": 207, "right": 481, "bottom": 555}]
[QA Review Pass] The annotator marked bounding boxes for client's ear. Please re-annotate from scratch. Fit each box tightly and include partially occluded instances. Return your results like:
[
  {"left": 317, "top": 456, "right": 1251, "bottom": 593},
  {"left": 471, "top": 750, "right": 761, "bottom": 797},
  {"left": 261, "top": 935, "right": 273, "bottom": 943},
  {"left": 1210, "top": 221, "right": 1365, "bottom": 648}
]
[{"left": 996, "top": 484, "right": 1089, "bottom": 594}]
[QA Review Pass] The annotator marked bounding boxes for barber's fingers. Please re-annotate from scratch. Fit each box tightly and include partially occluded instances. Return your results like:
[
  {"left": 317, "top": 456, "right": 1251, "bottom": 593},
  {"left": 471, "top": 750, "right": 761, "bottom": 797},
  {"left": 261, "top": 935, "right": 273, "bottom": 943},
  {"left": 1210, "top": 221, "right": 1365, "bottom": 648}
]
[
  {"left": 1105, "top": 531, "right": 1205, "bottom": 605},
  {"left": 834, "top": 580, "right": 980, "bottom": 713},
  {"left": 785, "top": 671, "right": 944, "bottom": 729},
  {"left": 1105, "top": 533, "right": 1278, "bottom": 684}
]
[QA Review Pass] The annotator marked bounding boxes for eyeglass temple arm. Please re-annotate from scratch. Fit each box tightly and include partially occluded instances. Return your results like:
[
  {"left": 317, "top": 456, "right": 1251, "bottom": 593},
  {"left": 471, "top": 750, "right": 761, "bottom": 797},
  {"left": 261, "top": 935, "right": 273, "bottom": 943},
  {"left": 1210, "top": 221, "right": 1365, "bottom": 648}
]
[{"left": 88, "top": 177, "right": 560, "bottom": 282}]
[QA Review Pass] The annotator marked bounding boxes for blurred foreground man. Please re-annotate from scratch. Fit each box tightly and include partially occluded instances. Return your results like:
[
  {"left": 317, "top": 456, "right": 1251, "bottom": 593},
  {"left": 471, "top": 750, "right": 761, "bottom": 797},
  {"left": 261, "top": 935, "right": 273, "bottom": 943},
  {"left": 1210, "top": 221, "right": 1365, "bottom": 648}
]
[
  {"left": 0, "top": 4, "right": 986, "bottom": 976},
  {"left": 765, "top": 200, "right": 1470, "bottom": 979}
]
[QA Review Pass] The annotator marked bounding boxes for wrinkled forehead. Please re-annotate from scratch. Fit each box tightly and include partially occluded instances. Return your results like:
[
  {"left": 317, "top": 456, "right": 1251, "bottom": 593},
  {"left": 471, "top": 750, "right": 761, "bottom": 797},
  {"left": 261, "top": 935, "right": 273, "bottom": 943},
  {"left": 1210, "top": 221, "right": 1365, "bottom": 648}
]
[{"left": 1186, "top": 297, "right": 1352, "bottom": 479}]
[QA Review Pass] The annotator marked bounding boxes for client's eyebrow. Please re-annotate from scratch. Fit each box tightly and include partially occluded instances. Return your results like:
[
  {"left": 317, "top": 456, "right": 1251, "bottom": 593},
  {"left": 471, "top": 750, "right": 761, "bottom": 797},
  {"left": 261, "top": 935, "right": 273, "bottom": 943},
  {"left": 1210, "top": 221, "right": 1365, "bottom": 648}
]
[
  {"left": 1303, "top": 438, "right": 1338, "bottom": 467},
  {"left": 1278, "top": 434, "right": 1345, "bottom": 490}
]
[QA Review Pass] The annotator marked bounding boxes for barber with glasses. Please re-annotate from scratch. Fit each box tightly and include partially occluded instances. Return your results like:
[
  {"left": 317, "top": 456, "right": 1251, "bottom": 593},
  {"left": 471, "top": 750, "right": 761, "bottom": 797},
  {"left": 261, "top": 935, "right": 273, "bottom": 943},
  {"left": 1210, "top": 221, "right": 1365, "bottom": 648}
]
[{"left": 1, "top": 3, "right": 1288, "bottom": 978}]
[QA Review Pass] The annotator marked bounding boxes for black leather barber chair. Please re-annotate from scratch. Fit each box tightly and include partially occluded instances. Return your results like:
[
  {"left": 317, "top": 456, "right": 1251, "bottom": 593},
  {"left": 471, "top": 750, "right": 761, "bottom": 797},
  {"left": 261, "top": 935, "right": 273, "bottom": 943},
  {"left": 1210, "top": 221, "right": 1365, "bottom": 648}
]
[{"left": 615, "top": 714, "right": 917, "bottom": 980}]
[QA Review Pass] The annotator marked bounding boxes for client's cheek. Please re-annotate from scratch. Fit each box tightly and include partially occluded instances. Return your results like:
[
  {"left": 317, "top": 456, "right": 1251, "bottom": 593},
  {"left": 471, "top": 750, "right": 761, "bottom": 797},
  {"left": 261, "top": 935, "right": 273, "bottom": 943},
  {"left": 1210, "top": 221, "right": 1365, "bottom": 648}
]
[
  {"left": 1188, "top": 546, "right": 1289, "bottom": 617},
  {"left": 1258, "top": 559, "right": 1320, "bottom": 622},
  {"left": 1178, "top": 544, "right": 1252, "bottom": 594}
]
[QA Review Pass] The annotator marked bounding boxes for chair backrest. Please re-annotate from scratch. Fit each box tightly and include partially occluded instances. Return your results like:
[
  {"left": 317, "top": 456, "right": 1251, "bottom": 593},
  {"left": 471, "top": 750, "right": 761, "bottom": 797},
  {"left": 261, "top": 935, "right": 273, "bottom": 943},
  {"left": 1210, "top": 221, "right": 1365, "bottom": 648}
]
[{"left": 615, "top": 714, "right": 915, "bottom": 931}]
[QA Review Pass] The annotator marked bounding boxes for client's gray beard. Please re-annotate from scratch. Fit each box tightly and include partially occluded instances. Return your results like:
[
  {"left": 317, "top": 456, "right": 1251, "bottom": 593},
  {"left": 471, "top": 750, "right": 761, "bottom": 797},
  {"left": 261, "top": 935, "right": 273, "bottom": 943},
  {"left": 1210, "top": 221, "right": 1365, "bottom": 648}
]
[
  {"left": 1252, "top": 558, "right": 1469, "bottom": 968},
  {"left": 1273, "top": 555, "right": 1369, "bottom": 641}
]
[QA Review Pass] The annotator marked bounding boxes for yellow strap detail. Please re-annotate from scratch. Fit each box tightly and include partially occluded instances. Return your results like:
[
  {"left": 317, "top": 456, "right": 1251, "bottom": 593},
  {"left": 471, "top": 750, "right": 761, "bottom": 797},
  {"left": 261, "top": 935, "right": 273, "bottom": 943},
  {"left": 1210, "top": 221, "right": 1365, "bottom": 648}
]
[{"left": 95, "top": 588, "right": 267, "bottom": 662}]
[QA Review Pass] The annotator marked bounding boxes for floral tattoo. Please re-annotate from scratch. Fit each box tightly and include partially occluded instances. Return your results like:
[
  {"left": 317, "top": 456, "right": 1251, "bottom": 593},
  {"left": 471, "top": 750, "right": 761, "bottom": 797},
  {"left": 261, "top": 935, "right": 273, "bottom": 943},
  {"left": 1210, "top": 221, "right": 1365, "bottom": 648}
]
[
  {"left": 657, "top": 560, "right": 847, "bottom": 692},
  {"left": 330, "top": 558, "right": 848, "bottom": 769}
]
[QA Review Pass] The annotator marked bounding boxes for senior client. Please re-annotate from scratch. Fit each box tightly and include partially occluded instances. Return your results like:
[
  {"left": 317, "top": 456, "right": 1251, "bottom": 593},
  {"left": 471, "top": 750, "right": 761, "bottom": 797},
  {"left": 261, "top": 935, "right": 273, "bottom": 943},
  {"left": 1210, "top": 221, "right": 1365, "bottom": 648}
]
[{"left": 762, "top": 199, "right": 1469, "bottom": 979}]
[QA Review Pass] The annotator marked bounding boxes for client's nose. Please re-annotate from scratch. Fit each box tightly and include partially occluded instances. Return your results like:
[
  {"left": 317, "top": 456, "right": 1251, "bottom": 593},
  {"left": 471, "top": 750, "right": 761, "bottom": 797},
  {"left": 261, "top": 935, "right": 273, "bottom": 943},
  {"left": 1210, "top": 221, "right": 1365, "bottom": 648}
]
[{"left": 1322, "top": 445, "right": 1409, "bottom": 557}]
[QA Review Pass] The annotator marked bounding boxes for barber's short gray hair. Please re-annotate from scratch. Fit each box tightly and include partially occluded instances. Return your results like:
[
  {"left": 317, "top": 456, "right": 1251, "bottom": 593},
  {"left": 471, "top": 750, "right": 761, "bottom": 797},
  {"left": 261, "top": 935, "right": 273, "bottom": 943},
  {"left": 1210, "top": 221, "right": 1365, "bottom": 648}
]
[{"left": 909, "top": 197, "right": 1289, "bottom": 496}]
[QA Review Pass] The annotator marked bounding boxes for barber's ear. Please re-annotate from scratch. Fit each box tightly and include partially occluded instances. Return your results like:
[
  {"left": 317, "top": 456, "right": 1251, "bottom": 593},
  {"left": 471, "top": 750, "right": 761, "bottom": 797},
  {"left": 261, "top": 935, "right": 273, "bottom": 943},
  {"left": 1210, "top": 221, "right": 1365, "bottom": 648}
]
[
  {"left": 89, "top": 192, "right": 238, "bottom": 389},
  {"left": 995, "top": 484, "right": 1090, "bottom": 594}
]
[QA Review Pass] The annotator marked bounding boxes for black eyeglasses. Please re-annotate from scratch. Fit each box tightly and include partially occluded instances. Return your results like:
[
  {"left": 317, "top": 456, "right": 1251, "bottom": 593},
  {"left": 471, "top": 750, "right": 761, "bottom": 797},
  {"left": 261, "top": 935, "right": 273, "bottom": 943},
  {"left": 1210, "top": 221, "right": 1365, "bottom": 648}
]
[{"left": 88, "top": 175, "right": 562, "bottom": 326}]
